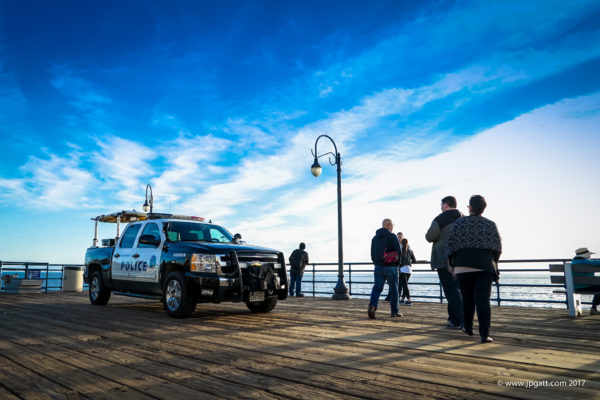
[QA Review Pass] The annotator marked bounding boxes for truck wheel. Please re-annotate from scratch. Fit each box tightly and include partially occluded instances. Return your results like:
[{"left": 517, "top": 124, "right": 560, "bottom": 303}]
[
  {"left": 163, "top": 271, "right": 196, "bottom": 318},
  {"left": 245, "top": 297, "right": 277, "bottom": 313},
  {"left": 89, "top": 271, "right": 111, "bottom": 305}
]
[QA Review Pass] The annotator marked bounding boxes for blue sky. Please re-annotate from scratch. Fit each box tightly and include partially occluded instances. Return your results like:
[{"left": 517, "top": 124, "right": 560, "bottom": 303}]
[{"left": 1, "top": 0, "right": 599, "bottom": 265}]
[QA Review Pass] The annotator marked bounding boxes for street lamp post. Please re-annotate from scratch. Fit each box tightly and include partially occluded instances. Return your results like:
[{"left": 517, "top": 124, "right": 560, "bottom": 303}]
[
  {"left": 311, "top": 135, "right": 350, "bottom": 300},
  {"left": 143, "top": 184, "right": 153, "bottom": 214}
]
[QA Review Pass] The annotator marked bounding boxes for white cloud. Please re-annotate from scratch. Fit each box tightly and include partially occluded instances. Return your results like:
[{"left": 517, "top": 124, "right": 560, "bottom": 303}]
[
  {"left": 92, "top": 136, "right": 156, "bottom": 205},
  {"left": 0, "top": 152, "right": 97, "bottom": 210},
  {"left": 228, "top": 92, "right": 600, "bottom": 263},
  {"left": 152, "top": 133, "right": 232, "bottom": 204}
]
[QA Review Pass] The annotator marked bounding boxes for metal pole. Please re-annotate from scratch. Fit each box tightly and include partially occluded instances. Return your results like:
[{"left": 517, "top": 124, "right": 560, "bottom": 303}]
[
  {"left": 311, "top": 135, "right": 350, "bottom": 300},
  {"left": 332, "top": 152, "right": 350, "bottom": 300}
]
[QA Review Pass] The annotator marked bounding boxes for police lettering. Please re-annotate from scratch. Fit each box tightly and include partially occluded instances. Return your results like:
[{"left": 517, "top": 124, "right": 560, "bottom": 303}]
[{"left": 120, "top": 261, "right": 148, "bottom": 271}]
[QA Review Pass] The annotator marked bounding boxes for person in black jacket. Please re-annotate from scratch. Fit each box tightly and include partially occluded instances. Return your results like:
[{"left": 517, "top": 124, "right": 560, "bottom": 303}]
[
  {"left": 288, "top": 243, "right": 309, "bottom": 297},
  {"left": 399, "top": 238, "right": 417, "bottom": 305},
  {"left": 426, "top": 196, "right": 463, "bottom": 328},
  {"left": 368, "top": 219, "right": 402, "bottom": 319},
  {"left": 384, "top": 232, "right": 403, "bottom": 302}
]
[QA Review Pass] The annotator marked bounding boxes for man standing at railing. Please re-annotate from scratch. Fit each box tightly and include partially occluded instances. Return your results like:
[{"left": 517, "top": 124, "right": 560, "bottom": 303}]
[
  {"left": 572, "top": 247, "right": 600, "bottom": 315},
  {"left": 368, "top": 218, "right": 402, "bottom": 319},
  {"left": 289, "top": 243, "right": 309, "bottom": 297},
  {"left": 426, "top": 196, "right": 463, "bottom": 328}
]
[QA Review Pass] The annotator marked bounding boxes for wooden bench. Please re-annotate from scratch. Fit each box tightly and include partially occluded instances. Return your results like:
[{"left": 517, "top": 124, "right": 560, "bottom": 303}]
[
  {"left": 550, "top": 262, "right": 600, "bottom": 317},
  {"left": 1, "top": 277, "right": 43, "bottom": 294}
]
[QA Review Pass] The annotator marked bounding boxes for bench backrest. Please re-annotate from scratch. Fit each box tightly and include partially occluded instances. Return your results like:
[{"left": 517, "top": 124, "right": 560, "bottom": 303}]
[{"left": 549, "top": 263, "right": 600, "bottom": 286}]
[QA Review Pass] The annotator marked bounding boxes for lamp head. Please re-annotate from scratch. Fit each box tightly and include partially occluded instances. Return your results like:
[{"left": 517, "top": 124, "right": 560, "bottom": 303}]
[
  {"left": 143, "top": 201, "right": 150, "bottom": 213},
  {"left": 310, "top": 157, "right": 322, "bottom": 177}
]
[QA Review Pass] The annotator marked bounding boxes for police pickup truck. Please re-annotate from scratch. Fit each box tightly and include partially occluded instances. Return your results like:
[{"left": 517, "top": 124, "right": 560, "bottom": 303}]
[{"left": 84, "top": 210, "right": 287, "bottom": 318}]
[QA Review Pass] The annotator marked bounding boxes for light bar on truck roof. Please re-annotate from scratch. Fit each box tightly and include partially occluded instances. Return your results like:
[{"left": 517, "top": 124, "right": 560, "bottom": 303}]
[
  {"left": 147, "top": 213, "right": 206, "bottom": 222},
  {"left": 92, "top": 210, "right": 148, "bottom": 223},
  {"left": 92, "top": 211, "right": 207, "bottom": 223}
]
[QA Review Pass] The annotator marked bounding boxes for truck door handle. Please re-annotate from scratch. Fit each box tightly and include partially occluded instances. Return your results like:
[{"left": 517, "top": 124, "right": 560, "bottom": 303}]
[
  {"left": 132, "top": 254, "right": 140, "bottom": 259},
  {"left": 114, "top": 253, "right": 120, "bottom": 258}
]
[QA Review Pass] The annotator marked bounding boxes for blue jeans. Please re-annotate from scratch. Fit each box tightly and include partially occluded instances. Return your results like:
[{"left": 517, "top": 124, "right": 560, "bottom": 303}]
[
  {"left": 289, "top": 271, "right": 303, "bottom": 296},
  {"left": 369, "top": 265, "right": 399, "bottom": 315}
]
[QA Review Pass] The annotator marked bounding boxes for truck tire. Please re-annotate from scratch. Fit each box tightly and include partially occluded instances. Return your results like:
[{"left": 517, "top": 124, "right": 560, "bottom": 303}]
[
  {"left": 163, "top": 271, "right": 196, "bottom": 318},
  {"left": 89, "top": 271, "right": 111, "bottom": 305},
  {"left": 245, "top": 297, "right": 277, "bottom": 313}
]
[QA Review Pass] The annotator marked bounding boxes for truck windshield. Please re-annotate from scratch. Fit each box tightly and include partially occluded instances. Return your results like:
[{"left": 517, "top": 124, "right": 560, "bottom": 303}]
[{"left": 165, "top": 221, "right": 234, "bottom": 243}]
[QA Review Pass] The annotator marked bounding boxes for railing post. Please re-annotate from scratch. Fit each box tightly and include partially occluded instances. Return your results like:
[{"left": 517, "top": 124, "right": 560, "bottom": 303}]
[
  {"left": 25, "top": 262, "right": 29, "bottom": 279},
  {"left": 348, "top": 263, "right": 352, "bottom": 296},
  {"left": 496, "top": 282, "right": 501, "bottom": 306},
  {"left": 312, "top": 263, "right": 315, "bottom": 297},
  {"left": 45, "top": 263, "right": 49, "bottom": 293}
]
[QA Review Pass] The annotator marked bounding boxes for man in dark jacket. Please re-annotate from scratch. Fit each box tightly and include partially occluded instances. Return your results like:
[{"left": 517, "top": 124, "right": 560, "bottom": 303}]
[
  {"left": 368, "top": 219, "right": 402, "bottom": 319},
  {"left": 425, "top": 196, "right": 463, "bottom": 328},
  {"left": 288, "top": 242, "right": 309, "bottom": 297}
]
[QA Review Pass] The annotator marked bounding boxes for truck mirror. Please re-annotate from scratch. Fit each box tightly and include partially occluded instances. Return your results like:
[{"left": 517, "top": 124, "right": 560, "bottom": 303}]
[
  {"left": 233, "top": 233, "right": 246, "bottom": 244},
  {"left": 139, "top": 235, "right": 160, "bottom": 247}
]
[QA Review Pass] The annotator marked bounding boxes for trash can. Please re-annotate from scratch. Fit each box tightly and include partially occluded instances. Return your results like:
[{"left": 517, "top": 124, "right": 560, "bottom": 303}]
[{"left": 63, "top": 266, "right": 83, "bottom": 292}]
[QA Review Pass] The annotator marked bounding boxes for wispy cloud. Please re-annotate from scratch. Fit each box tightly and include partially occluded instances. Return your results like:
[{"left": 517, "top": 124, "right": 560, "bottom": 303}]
[
  {"left": 50, "top": 65, "right": 112, "bottom": 112},
  {"left": 0, "top": 151, "right": 97, "bottom": 210}
]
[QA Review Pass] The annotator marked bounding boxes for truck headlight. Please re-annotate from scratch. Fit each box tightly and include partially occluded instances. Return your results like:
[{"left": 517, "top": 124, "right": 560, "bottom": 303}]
[{"left": 190, "top": 254, "right": 221, "bottom": 273}]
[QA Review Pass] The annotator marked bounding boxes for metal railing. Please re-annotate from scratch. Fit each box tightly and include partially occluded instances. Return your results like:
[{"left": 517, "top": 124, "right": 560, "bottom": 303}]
[
  {"left": 1, "top": 258, "right": 589, "bottom": 309},
  {"left": 295, "top": 259, "right": 584, "bottom": 308},
  {"left": 0, "top": 261, "right": 86, "bottom": 292}
]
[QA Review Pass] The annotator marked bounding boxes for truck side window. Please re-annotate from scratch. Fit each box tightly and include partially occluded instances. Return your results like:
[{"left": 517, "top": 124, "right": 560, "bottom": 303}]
[
  {"left": 209, "top": 228, "right": 228, "bottom": 243},
  {"left": 166, "top": 231, "right": 179, "bottom": 242},
  {"left": 138, "top": 223, "right": 161, "bottom": 248},
  {"left": 120, "top": 224, "right": 142, "bottom": 248}
]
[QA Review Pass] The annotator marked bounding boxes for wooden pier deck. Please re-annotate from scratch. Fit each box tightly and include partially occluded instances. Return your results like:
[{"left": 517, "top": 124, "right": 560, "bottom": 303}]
[{"left": 0, "top": 292, "right": 599, "bottom": 400}]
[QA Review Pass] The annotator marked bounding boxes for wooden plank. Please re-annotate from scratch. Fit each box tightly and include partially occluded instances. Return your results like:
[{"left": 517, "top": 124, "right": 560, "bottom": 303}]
[
  {"left": 2, "top": 306, "right": 366, "bottom": 400},
  {"left": 0, "top": 386, "right": 20, "bottom": 400},
  {"left": 0, "top": 353, "right": 70, "bottom": 399},
  {"left": 4, "top": 302, "right": 509, "bottom": 399},
  {"left": 2, "top": 292, "right": 600, "bottom": 400},
  {"left": 549, "top": 264, "right": 565, "bottom": 272},
  {"left": 13, "top": 296, "right": 600, "bottom": 399}
]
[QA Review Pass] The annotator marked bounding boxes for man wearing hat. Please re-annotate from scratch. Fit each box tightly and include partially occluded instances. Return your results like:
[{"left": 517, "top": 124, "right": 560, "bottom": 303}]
[{"left": 572, "top": 247, "right": 600, "bottom": 315}]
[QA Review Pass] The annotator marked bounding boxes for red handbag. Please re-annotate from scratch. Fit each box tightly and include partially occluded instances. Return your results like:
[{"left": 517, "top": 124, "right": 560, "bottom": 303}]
[{"left": 383, "top": 250, "right": 399, "bottom": 264}]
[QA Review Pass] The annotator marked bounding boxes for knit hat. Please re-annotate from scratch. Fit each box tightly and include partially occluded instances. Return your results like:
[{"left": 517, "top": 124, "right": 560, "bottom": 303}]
[{"left": 574, "top": 247, "right": 594, "bottom": 259}]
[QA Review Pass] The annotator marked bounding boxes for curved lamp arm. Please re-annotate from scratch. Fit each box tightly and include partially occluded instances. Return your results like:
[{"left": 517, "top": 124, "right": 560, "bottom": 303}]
[{"left": 311, "top": 134, "right": 341, "bottom": 177}]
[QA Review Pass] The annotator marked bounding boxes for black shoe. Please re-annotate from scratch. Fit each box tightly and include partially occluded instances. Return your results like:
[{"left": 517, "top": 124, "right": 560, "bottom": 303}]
[
  {"left": 296, "top": 293, "right": 305, "bottom": 297},
  {"left": 447, "top": 321, "right": 461, "bottom": 328},
  {"left": 391, "top": 313, "right": 403, "bottom": 318},
  {"left": 462, "top": 327, "right": 473, "bottom": 336},
  {"left": 383, "top": 297, "right": 390, "bottom": 302},
  {"left": 288, "top": 293, "right": 294, "bottom": 297},
  {"left": 481, "top": 337, "right": 494, "bottom": 343},
  {"left": 368, "top": 305, "right": 377, "bottom": 319}
]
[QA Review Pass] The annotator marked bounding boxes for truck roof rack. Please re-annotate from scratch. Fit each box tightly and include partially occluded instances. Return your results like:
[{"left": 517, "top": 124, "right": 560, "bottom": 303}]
[
  {"left": 148, "top": 213, "right": 206, "bottom": 222},
  {"left": 92, "top": 211, "right": 206, "bottom": 223},
  {"left": 92, "top": 210, "right": 148, "bottom": 223}
]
